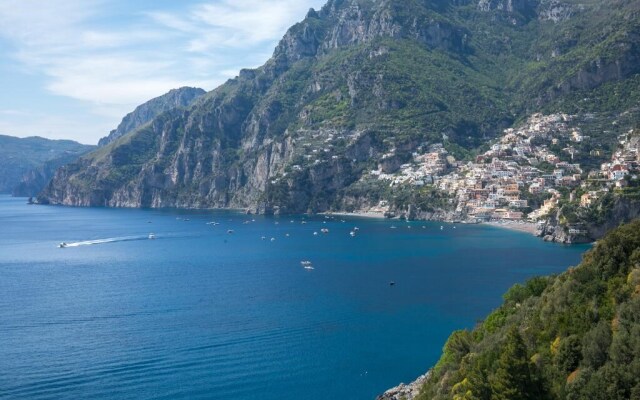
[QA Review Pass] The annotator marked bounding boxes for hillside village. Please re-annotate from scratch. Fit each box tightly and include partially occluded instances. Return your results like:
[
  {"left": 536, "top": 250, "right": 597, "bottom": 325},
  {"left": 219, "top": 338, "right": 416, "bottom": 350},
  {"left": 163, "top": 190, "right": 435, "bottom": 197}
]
[{"left": 368, "top": 113, "right": 639, "bottom": 225}]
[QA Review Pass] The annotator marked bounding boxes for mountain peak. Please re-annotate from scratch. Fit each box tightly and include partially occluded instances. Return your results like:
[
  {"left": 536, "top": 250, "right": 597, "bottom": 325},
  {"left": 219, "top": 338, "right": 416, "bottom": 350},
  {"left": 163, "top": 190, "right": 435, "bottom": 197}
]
[{"left": 98, "top": 86, "right": 206, "bottom": 147}]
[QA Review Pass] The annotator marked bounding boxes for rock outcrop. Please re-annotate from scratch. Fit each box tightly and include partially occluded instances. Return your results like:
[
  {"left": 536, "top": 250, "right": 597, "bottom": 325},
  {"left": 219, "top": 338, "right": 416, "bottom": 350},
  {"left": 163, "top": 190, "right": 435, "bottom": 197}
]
[
  {"left": 376, "top": 372, "right": 430, "bottom": 400},
  {"left": 537, "top": 195, "right": 640, "bottom": 244},
  {"left": 97, "top": 87, "right": 206, "bottom": 147}
]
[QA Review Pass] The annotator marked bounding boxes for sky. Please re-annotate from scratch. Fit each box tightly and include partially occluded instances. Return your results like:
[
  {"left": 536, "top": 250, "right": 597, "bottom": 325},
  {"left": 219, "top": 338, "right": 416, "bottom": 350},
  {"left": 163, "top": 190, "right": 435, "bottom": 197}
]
[{"left": 0, "top": 0, "right": 326, "bottom": 144}]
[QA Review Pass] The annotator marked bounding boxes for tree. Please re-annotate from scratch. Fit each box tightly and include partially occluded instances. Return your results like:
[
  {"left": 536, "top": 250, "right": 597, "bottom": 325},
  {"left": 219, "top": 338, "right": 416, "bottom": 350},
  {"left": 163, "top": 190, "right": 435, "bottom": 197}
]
[
  {"left": 490, "top": 327, "right": 540, "bottom": 400},
  {"left": 582, "top": 321, "right": 612, "bottom": 369},
  {"left": 557, "top": 335, "right": 582, "bottom": 373}
]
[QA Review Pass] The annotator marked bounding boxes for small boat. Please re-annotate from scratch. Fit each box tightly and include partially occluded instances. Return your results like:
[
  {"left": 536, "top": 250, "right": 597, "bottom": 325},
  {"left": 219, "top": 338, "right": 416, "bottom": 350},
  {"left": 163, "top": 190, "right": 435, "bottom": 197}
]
[
  {"left": 390, "top": 226, "right": 397, "bottom": 229},
  {"left": 271, "top": 238, "right": 276, "bottom": 242},
  {"left": 354, "top": 227, "right": 360, "bottom": 231},
  {"left": 58, "top": 242, "right": 68, "bottom": 248},
  {"left": 285, "top": 233, "right": 290, "bottom": 237},
  {"left": 148, "top": 233, "right": 156, "bottom": 240},
  {"left": 440, "top": 226, "right": 444, "bottom": 230},
  {"left": 227, "top": 229, "right": 235, "bottom": 234},
  {"left": 389, "top": 281, "right": 396, "bottom": 286},
  {"left": 313, "top": 232, "right": 319, "bottom": 236},
  {"left": 301, "top": 261, "right": 314, "bottom": 270},
  {"left": 321, "top": 228, "right": 329, "bottom": 234},
  {"left": 350, "top": 231, "right": 356, "bottom": 237},
  {"left": 261, "top": 236, "right": 267, "bottom": 240}
]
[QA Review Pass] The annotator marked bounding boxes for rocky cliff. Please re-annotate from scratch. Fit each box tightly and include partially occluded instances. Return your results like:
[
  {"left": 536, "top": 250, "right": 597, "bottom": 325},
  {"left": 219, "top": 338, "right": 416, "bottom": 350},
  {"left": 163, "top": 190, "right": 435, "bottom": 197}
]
[
  {"left": 538, "top": 194, "right": 640, "bottom": 244},
  {"left": 12, "top": 151, "right": 94, "bottom": 197},
  {"left": 40, "top": 0, "right": 640, "bottom": 213},
  {"left": 97, "top": 87, "right": 205, "bottom": 147},
  {"left": 0, "top": 135, "right": 93, "bottom": 194}
]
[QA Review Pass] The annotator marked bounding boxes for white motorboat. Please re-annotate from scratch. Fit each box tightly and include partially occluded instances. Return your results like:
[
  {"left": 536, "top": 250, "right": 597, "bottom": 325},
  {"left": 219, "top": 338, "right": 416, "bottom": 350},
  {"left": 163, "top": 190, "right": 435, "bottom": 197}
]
[
  {"left": 58, "top": 242, "right": 68, "bottom": 248},
  {"left": 148, "top": 233, "right": 156, "bottom": 240}
]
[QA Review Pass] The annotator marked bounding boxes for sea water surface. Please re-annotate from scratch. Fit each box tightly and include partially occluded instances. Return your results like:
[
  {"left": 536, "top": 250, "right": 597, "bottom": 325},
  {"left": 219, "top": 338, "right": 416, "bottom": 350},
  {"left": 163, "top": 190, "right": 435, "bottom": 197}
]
[{"left": 0, "top": 195, "right": 587, "bottom": 399}]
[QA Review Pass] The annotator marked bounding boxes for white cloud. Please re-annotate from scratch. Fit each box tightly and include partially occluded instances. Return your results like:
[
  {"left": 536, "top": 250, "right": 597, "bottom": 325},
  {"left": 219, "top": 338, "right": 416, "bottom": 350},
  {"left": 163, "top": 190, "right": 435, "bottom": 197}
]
[
  {"left": 0, "top": 0, "right": 326, "bottom": 143},
  {"left": 149, "top": 0, "right": 326, "bottom": 54},
  {"left": 0, "top": 109, "right": 29, "bottom": 117}
]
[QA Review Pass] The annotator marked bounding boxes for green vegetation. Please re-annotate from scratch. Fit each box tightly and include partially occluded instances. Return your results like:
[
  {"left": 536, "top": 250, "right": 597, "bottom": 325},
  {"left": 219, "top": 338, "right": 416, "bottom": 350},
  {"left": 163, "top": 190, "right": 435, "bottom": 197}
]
[{"left": 418, "top": 219, "right": 640, "bottom": 400}]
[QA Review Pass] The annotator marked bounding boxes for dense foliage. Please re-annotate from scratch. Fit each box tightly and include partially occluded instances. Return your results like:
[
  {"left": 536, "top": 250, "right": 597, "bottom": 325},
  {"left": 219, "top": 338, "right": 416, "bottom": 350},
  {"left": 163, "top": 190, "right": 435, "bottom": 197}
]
[{"left": 418, "top": 219, "right": 640, "bottom": 400}]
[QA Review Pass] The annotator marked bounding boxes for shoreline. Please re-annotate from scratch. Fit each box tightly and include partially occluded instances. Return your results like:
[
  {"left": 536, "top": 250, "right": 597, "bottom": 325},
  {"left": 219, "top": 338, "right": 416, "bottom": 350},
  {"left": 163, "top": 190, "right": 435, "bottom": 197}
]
[
  {"left": 320, "top": 211, "right": 387, "bottom": 219},
  {"left": 483, "top": 220, "right": 539, "bottom": 235},
  {"left": 376, "top": 372, "right": 430, "bottom": 400},
  {"left": 322, "top": 211, "right": 542, "bottom": 236}
]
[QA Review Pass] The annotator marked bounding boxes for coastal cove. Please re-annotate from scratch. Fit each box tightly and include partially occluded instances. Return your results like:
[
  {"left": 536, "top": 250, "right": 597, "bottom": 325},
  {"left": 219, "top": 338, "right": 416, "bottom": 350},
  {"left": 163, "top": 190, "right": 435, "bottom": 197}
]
[{"left": 0, "top": 195, "right": 588, "bottom": 400}]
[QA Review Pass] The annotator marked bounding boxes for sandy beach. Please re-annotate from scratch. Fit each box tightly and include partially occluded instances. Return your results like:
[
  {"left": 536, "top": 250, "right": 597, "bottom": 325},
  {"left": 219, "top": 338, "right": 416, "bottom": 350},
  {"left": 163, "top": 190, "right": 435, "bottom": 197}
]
[
  {"left": 484, "top": 221, "right": 539, "bottom": 235},
  {"left": 321, "top": 211, "right": 387, "bottom": 219}
]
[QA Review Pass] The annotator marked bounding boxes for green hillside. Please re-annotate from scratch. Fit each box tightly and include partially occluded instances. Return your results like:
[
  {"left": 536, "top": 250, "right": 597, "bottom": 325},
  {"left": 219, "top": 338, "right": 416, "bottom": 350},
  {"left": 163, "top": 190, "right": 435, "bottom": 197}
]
[{"left": 418, "top": 219, "right": 640, "bottom": 400}]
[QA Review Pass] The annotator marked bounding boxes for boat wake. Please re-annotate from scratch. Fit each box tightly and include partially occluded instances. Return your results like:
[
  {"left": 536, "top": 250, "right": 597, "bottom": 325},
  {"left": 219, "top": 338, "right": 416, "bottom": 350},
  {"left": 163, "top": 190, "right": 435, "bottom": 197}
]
[{"left": 59, "top": 235, "right": 154, "bottom": 248}]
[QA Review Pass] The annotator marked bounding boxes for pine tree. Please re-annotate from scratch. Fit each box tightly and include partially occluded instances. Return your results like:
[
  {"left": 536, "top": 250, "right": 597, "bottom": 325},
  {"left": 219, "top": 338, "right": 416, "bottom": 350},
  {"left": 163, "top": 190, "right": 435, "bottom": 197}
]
[{"left": 490, "top": 327, "right": 538, "bottom": 400}]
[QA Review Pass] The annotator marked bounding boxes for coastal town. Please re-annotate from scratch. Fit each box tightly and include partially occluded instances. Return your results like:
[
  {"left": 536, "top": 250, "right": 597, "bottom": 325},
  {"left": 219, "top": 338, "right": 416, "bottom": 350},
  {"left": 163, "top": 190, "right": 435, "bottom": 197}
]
[{"left": 369, "top": 113, "right": 640, "bottom": 226}]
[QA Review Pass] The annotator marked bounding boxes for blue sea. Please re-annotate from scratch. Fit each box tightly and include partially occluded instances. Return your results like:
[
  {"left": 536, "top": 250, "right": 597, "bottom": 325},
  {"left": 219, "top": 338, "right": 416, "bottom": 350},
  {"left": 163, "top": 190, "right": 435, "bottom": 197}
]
[{"left": 0, "top": 195, "right": 587, "bottom": 399}]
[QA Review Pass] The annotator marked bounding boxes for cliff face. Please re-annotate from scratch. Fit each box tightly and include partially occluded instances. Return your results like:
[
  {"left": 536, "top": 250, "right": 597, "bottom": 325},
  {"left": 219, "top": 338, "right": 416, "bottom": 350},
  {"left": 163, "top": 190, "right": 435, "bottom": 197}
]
[
  {"left": 538, "top": 195, "right": 640, "bottom": 244},
  {"left": 12, "top": 152, "right": 94, "bottom": 197},
  {"left": 0, "top": 135, "right": 93, "bottom": 194},
  {"left": 40, "top": 0, "right": 640, "bottom": 212},
  {"left": 97, "top": 87, "right": 206, "bottom": 147}
]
